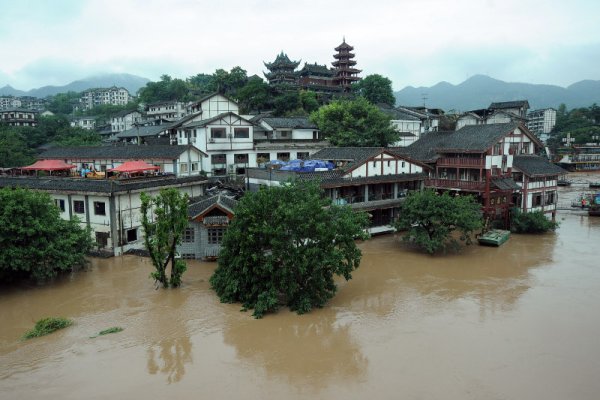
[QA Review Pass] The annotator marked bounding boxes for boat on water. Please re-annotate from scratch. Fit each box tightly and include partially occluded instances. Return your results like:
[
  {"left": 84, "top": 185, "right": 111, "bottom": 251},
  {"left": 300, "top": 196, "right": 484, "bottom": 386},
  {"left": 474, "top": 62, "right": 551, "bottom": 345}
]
[
  {"left": 557, "top": 179, "right": 572, "bottom": 186},
  {"left": 554, "top": 145, "right": 600, "bottom": 171},
  {"left": 478, "top": 229, "right": 510, "bottom": 247},
  {"left": 588, "top": 193, "right": 600, "bottom": 216}
]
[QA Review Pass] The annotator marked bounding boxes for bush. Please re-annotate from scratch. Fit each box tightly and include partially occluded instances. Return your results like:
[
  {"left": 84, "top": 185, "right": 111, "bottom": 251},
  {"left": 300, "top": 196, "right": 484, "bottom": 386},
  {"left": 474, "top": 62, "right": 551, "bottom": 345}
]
[
  {"left": 22, "top": 317, "right": 73, "bottom": 340},
  {"left": 511, "top": 209, "right": 559, "bottom": 233}
]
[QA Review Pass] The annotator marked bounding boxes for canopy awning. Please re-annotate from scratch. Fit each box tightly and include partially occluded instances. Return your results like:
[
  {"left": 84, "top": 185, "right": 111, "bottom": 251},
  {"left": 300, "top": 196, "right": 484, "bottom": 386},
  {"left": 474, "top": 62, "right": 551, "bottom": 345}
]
[
  {"left": 22, "top": 159, "right": 76, "bottom": 171},
  {"left": 107, "top": 160, "right": 160, "bottom": 173}
]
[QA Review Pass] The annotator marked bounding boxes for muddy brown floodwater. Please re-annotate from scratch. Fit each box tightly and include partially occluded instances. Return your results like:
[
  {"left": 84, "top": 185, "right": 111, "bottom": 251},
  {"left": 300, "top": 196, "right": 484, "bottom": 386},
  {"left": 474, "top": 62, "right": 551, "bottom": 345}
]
[{"left": 1, "top": 173, "right": 600, "bottom": 400}]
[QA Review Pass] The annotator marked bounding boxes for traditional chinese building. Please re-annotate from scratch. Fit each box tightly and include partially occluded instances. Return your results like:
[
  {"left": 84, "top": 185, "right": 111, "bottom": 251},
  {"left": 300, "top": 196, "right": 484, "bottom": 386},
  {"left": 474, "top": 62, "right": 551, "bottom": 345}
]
[
  {"left": 332, "top": 39, "right": 361, "bottom": 92},
  {"left": 263, "top": 52, "right": 300, "bottom": 85},
  {"left": 297, "top": 62, "right": 339, "bottom": 93}
]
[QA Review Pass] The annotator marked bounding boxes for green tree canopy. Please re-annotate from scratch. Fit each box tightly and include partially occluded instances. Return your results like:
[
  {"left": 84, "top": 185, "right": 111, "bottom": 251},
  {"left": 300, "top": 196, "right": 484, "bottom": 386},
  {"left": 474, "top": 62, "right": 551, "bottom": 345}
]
[
  {"left": 394, "top": 190, "right": 483, "bottom": 254},
  {"left": 354, "top": 74, "right": 395, "bottom": 106},
  {"left": 510, "top": 209, "right": 559, "bottom": 233},
  {"left": 140, "top": 188, "right": 189, "bottom": 288},
  {"left": 46, "top": 91, "right": 80, "bottom": 114},
  {"left": 210, "top": 180, "right": 369, "bottom": 318},
  {"left": 0, "top": 126, "right": 35, "bottom": 167},
  {"left": 236, "top": 76, "right": 271, "bottom": 113},
  {"left": 0, "top": 188, "right": 93, "bottom": 283},
  {"left": 310, "top": 97, "right": 399, "bottom": 146},
  {"left": 138, "top": 75, "right": 191, "bottom": 104}
]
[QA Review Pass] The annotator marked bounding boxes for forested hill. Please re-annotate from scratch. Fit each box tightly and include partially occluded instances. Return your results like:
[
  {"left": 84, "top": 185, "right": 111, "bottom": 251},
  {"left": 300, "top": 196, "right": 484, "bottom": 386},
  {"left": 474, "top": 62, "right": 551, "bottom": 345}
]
[
  {"left": 0, "top": 73, "right": 150, "bottom": 97},
  {"left": 394, "top": 75, "right": 600, "bottom": 111}
]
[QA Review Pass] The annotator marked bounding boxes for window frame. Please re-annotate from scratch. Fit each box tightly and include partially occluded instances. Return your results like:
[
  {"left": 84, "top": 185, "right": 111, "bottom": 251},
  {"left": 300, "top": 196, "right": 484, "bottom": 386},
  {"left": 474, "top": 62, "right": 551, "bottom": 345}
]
[{"left": 73, "top": 200, "right": 85, "bottom": 214}]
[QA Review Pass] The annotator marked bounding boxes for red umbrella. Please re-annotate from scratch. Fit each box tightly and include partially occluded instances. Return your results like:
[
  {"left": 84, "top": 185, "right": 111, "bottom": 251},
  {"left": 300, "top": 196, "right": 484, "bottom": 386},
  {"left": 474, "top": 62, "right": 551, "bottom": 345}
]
[
  {"left": 107, "top": 160, "right": 160, "bottom": 173},
  {"left": 22, "top": 159, "right": 76, "bottom": 171}
]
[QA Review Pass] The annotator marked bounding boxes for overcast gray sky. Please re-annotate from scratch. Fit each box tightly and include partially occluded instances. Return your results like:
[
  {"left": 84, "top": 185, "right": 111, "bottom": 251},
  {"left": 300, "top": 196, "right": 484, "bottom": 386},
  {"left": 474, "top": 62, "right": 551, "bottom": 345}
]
[{"left": 1, "top": 0, "right": 599, "bottom": 91}]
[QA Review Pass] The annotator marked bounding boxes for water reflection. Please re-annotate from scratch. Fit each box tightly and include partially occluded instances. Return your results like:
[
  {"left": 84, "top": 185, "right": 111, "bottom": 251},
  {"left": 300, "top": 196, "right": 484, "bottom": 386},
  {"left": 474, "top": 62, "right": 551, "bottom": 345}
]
[
  {"left": 223, "top": 311, "right": 367, "bottom": 387},
  {"left": 147, "top": 335, "right": 192, "bottom": 383}
]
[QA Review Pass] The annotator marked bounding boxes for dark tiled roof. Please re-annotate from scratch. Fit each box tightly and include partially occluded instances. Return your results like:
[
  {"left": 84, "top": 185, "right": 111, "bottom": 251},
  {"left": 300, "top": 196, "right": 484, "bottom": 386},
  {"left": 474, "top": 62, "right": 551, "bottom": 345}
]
[
  {"left": 491, "top": 177, "right": 521, "bottom": 190},
  {"left": 112, "top": 110, "right": 140, "bottom": 118},
  {"left": 513, "top": 155, "right": 567, "bottom": 177},
  {"left": 0, "top": 108, "right": 39, "bottom": 113},
  {"left": 39, "top": 145, "right": 203, "bottom": 160},
  {"left": 489, "top": 100, "right": 529, "bottom": 110},
  {"left": 188, "top": 194, "right": 237, "bottom": 218},
  {"left": 298, "top": 63, "right": 334, "bottom": 76},
  {"left": 116, "top": 124, "right": 170, "bottom": 138},
  {"left": 379, "top": 106, "right": 421, "bottom": 121},
  {"left": 397, "top": 131, "right": 454, "bottom": 162},
  {"left": 310, "top": 147, "right": 384, "bottom": 169},
  {"left": 403, "top": 123, "right": 520, "bottom": 162},
  {"left": 260, "top": 117, "right": 317, "bottom": 129},
  {"left": 0, "top": 175, "right": 207, "bottom": 194}
]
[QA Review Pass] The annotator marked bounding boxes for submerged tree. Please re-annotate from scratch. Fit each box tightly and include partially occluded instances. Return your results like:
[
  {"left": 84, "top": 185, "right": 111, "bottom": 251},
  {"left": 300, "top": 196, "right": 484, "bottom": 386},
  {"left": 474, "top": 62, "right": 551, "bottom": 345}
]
[
  {"left": 140, "top": 189, "right": 189, "bottom": 288},
  {"left": 0, "top": 188, "right": 92, "bottom": 283},
  {"left": 510, "top": 208, "right": 559, "bottom": 233},
  {"left": 210, "top": 180, "right": 369, "bottom": 318},
  {"left": 394, "top": 189, "right": 483, "bottom": 254}
]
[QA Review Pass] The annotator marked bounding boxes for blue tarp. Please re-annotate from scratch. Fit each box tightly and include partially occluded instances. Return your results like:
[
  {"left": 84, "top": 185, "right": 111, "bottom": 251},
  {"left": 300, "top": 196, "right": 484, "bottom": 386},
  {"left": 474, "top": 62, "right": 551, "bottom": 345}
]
[{"left": 277, "top": 159, "right": 334, "bottom": 172}]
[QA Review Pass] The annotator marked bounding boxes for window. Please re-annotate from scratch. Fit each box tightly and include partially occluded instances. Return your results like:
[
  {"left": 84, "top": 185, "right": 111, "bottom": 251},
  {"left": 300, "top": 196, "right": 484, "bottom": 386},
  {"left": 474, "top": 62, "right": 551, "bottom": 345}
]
[
  {"left": 234, "top": 154, "right": 248, "bottom": 164},
  {"left": 211, "top": 154, "right": 226, "bottom": 164},
  {"left": 183, "top": 228, "right": 195, "bottom": 243},
  {"left": 213, "top": 168, "right": 227, "bottom": 176},
  {"left": 126, "top": 228, "right": 137, "bottom": 243},
  {"left": 208, "top": 227, "right": 226, "bottom": 245},
  {"left": 210, "top": 128, "right": 226, "bottom": 138},
  {"left": 191, "top": 162, "right": 198, "bottom": 172},
  {"left": 277, "top": 152, "right": 290, "bottom": 161},
  {"left": 94, "top": 201, "right": 106, "bottom": 216},
  {"left": 234, "top": 128, "right": 249, "bottom": 138},
  {"left": 54, "top": 199, "right": 65, "bottom": 212},
  {"left": 180, "top": 163, "right": 189, "bottom": 173},
  {"left": 95, "top": 232, "right": 109, "bottom": 248},
  {"left": 73, "top": 200, "right": 85, "bottom": 214},
  {"left": 297, "top": 152, "right": 309, "bottom": 160}
]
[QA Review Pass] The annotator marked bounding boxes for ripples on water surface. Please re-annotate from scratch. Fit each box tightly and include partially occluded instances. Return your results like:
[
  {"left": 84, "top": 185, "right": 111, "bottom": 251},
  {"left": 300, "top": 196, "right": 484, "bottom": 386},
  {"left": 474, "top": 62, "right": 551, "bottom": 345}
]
[{"left": 1, "top": 173, "right": 600, "bottom": 399}]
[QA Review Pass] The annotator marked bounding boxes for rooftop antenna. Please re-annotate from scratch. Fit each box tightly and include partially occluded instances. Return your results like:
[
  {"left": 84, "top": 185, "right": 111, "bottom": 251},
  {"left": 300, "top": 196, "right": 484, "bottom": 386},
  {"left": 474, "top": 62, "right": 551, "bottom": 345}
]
[{"left": 421, "top": 93, "right": 428, "bottom": 109}]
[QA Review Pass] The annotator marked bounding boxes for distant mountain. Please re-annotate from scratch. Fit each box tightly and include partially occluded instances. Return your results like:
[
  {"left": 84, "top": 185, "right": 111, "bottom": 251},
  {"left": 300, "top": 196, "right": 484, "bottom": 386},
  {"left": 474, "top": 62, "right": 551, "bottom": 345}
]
[
  {"left": 0, "top": 73, "right": 151, "bottom": 98},
  {"left": 395, "top": 75, "right": 600, "bottom": 111}
]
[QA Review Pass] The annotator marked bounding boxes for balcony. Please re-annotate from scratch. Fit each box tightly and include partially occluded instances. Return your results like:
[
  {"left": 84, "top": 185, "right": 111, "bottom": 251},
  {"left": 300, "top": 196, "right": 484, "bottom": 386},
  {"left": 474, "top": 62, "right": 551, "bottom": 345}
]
[
  {"left": 437, "top": 157, "right": 485, "bottom": 167},
  {"left": 426, "top": 178, "right": 486, "bottom": 192}
]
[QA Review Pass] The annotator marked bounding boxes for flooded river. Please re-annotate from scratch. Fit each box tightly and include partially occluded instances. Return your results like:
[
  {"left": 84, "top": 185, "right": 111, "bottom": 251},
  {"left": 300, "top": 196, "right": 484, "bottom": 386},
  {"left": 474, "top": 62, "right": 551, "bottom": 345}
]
[{"left": 1, "top": 177, "right": 600, "bottom": 399}]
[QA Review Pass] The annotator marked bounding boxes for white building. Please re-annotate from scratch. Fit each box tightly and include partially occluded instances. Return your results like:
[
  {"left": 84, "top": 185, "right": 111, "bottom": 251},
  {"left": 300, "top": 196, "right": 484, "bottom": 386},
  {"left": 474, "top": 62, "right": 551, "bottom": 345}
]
[
  {"left": 111, "top": 110, "right": 143, "bottom": 133},
  {"left": 39, "top": 145, "right": 207, "bottom": 177},
  {"left": 80, "top": 87, "right": 132, "bottom": 111},
  {"left": 0, "top": 108, "right": 38, "bottom": 126},
  {"left": 0, "top": 175, "right": 207, "bottom": 256},
  {"left": 146, "top": 101, "right": 187, "bottom": 120},
  {"left": 70, "top": 116, "right": 97, "bottom": 130},
  {"left": 527, "top": 108, "right": 557, "bottom": 140}
]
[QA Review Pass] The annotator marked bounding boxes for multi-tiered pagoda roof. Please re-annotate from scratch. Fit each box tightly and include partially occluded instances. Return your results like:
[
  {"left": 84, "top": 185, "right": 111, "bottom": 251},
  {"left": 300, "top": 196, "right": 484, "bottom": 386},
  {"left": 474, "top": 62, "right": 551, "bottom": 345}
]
[
  {"left": 263, "top": 52, "right": 300, "bottom": 85},
  {"left": 332, "top": 39, "right": 361, "bottom": 92}
]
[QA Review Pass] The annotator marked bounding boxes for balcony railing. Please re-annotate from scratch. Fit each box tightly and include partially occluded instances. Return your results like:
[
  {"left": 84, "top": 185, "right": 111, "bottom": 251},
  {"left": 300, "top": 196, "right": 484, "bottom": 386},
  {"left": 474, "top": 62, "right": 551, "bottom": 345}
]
[
  {"left": 437, "top": 157, "right": 485, "bottom": 167},
  {"left": 426, "top": 178, "right": 486, "bottom": 191}
]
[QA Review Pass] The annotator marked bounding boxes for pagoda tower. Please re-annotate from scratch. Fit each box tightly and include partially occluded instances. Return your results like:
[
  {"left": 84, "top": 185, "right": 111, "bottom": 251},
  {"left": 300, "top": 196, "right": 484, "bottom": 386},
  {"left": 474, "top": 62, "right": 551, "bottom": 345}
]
[
  {"left": 263, "top": 52, "right": 300, "bottom": 86},
  {"left": 332, "top": 38, "right": 361, "bottom": 92}
]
